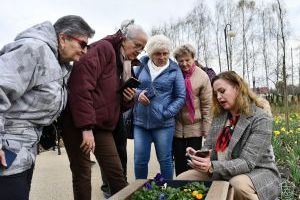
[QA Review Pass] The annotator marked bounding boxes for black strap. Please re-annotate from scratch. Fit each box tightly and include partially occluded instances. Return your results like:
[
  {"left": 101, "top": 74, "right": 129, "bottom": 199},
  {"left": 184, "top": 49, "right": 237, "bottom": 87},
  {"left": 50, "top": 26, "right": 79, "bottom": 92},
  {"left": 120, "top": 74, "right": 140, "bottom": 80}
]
[{"left": 131, "top": 66, "right": 143, "bottom": 79}]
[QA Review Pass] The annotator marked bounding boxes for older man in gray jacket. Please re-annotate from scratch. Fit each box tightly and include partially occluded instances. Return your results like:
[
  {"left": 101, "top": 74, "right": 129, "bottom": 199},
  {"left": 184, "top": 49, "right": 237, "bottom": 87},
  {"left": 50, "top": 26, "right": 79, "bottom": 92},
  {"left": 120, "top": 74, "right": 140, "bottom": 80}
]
[{"left": 0, "top": 15, "right": 94, "bottom": 200}]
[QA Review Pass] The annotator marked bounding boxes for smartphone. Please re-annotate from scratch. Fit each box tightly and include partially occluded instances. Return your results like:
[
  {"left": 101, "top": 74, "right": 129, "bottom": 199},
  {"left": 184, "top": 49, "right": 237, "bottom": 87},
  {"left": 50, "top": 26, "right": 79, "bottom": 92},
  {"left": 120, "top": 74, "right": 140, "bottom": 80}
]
[
  {"left": 195, "top": 150, "right": 210, "bottom": 158},
  {"left": 144, "top": 87, "right": 156, "bottom": 99},
  {"left": 119, "top": 77, "right": 141, "bottom": 93},
  {"left": 2, "top": 148, "right": 17, "bottom": 169}
]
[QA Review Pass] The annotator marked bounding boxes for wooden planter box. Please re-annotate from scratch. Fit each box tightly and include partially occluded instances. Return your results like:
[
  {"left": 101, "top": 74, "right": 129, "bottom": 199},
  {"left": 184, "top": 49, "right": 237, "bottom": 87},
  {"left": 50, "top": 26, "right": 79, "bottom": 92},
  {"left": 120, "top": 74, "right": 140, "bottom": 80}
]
[{"left": 109, "top": 180, "right": 229, "bottom": 200}]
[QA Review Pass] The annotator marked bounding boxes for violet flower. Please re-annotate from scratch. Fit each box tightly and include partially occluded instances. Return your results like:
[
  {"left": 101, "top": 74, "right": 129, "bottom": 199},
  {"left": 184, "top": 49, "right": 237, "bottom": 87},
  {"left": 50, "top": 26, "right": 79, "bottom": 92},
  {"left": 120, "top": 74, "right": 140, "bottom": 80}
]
[
  {"left": 144, "top": 182, "right": 152, "bottom": 190},
  {"left": 159, "top": 193, "right": 167, "bottom": 199},
  {"left": 154, "top": 173, "right": 165, "bottom": 186}
]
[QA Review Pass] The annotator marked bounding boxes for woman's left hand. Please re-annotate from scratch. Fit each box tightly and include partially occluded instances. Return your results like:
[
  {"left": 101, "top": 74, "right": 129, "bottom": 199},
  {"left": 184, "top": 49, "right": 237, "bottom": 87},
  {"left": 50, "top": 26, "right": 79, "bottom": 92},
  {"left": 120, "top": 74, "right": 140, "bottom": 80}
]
[
  {"left": 123, "top": 88, "right": 136, "bottom": 102},
  {"left": 187, "top": 152, "right": 212, "bottom": 173}
]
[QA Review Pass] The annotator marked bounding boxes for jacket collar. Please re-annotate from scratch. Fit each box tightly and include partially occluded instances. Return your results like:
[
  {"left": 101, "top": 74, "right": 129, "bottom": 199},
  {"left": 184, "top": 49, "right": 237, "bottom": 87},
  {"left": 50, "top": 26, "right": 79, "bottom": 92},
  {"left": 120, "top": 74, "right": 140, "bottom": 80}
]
[
  {"left": 102, "top": 30, "right": 126, "bottom": 75},
  {"left": 213, "top": 109, "right": 254, "bottom": 158},
  {"left": 140, "top": 56, "right": 178, "bottom": 72}
]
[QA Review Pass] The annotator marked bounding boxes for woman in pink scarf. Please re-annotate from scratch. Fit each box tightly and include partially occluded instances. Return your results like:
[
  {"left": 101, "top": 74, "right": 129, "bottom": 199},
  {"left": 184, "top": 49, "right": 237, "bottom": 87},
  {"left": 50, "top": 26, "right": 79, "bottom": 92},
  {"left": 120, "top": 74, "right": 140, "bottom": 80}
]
[{"left": 173, "top": 44, "right": 213, "bottom": 176}]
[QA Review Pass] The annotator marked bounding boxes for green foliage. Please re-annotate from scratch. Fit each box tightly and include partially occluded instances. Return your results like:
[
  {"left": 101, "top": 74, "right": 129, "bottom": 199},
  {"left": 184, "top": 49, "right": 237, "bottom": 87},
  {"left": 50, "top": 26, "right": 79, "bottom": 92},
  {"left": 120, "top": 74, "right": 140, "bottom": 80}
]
[
  {"left": 272, "top": 112, "right": 300, "bottom": 198},
  {"left": 131, "top": 181, "right": 208, "bottom": 200},
  {"left": 281, "top": 180, "right": 295, "bottom": 200}
]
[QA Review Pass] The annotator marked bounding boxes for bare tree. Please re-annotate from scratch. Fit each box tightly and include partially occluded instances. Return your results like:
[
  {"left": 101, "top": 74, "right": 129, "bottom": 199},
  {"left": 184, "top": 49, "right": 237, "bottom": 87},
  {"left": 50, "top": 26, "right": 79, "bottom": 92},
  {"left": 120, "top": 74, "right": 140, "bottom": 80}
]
[
  {"left": 276, "top": 0, "right": 289, "bottom": 130},
  {"left": 261, "top": 8, "right": 270, "bottom": 89},
  {"left": 237, "top": 0, "right": 255, "bottom": 80},
  {"left": 214, "top": 1, "right": 225, "bottom": 72}
]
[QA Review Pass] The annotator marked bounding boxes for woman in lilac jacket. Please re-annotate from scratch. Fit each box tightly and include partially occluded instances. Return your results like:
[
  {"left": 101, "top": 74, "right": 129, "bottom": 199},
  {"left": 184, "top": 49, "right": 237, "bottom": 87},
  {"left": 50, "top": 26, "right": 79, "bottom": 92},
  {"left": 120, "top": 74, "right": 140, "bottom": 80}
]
[{"left": 133, "top": 35, "right": 186, "bottom": 179}]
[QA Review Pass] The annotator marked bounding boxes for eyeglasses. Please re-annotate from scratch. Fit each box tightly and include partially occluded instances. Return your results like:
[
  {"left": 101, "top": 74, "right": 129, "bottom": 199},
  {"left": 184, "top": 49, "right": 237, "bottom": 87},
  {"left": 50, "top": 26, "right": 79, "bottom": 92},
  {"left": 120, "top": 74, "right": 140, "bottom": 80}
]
[
  {"left": 153, "top": 51, "right": 169, "bottom": 57},
  {"left": 67, "top": 35, "right": 89, "bottom": 50},
  {"left": 132, "top": 40, "right": 145, "bottom": 53}
]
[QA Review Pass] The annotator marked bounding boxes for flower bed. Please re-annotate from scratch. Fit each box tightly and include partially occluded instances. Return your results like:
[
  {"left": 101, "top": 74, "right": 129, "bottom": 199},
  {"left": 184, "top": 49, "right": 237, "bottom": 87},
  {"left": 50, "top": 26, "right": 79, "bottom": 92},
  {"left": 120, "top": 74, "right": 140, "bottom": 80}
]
[
  {"left": 131, "top": 173, "right": 209, "bottom": 200},
  {"left": 272, "top": 113, "right": 300, "bottom": 199},
  {"left": 109, "top": 174, "right": 229, "bottom": 200}
]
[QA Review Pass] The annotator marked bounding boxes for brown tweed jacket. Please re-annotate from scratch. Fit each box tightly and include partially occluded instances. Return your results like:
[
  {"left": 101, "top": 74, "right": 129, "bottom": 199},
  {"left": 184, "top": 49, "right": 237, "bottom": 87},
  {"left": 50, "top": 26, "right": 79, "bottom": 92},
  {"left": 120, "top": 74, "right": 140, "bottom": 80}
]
[{"left": 203, "top": 105, "right": 281, "bottom": 200}]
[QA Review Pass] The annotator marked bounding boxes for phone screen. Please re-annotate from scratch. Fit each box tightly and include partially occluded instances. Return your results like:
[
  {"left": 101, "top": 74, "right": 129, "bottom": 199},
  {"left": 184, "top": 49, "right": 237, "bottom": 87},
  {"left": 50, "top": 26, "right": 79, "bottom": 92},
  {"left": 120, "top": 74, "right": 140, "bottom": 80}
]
[
  {"left": 2, "top": 148, "right": 17, "bottom": 169},
  {"left": 195, "top": 150, "right": 210, "bottom": 158}
]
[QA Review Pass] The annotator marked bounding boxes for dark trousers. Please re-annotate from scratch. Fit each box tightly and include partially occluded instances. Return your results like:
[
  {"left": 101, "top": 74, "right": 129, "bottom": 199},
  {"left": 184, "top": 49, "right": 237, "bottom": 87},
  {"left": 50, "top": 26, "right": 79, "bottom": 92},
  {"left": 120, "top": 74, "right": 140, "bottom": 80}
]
[
  {"left": 101, "top": 115, "right": 128, "bottom": 190},
  {"left": 0, "top": 165, "right": 34, "bottom": 200},
  {"left": 173, "top": 137, "right": 202, "bottom": 176},
  {"left": 62, "top": 115, "right": 127, "bottom": 200}
]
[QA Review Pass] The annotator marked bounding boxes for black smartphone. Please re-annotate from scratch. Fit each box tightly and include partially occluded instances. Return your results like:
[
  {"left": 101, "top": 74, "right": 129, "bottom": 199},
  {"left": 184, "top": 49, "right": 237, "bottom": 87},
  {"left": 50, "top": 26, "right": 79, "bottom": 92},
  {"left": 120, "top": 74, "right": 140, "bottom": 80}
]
[
  {"left": 144, "top": 87, "right": 156, "bottom": 99},
  {"left": 195, "top": 150, "right": 210, "bottom": 158},
  {"left": 2, "top": 148, "right": 17, "bottom": 169},
  {"left": 119, "top": 77, "right": 141, "bottom": 93}
]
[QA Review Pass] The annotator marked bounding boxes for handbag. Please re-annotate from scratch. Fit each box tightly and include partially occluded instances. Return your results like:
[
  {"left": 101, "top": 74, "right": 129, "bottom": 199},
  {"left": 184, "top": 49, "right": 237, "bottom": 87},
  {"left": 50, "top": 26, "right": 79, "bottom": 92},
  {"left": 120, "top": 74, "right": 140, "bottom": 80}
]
[
  {"left": 39, "top": 116, "right": 62, "bottom": 150},
  {"left": 123, "top": 109, "right": 134, "bottom": 139},
  {"left": 39, "top": 123, "right": 58, "bottom": 150},
  {"left": 122, "top": 65, "right": 143, "bottom": 139}
]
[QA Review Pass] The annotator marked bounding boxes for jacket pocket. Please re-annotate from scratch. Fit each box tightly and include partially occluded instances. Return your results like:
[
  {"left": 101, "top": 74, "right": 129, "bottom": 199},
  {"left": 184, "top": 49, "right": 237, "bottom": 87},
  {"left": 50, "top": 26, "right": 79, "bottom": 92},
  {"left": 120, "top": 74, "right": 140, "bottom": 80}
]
[{"left": 151, "top": 103, "right": 164, "bottom": 123}]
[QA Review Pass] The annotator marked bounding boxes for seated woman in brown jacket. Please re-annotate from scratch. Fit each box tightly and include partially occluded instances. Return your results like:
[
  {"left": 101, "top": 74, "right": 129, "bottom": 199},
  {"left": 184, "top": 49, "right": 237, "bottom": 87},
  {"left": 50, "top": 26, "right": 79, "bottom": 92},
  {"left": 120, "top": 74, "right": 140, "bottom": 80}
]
[{"left": 173, "top": 44, "right": 212, "bottom": 176}]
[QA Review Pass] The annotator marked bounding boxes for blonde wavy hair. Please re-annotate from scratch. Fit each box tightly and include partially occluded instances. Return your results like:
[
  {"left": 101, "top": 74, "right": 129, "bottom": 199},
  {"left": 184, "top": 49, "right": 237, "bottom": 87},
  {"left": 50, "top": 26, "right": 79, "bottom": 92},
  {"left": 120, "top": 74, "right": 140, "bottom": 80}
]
[{"left": 211, "top": 71, "right": 269, "bottom": 116}]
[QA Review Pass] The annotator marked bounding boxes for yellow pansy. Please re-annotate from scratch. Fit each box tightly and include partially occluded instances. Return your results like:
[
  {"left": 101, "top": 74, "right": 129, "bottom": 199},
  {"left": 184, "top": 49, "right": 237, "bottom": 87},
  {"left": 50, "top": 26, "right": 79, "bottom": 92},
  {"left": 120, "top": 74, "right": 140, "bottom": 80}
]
[
  {"left": 192, "top": 191, "right": 198, "bottom": 197},
  {"left": 196, "top": 193, "right": 203, "bottom": 199},
  {"left": 273, "top": 131, "right": 280, "bottom": 136},
  {"left": 280, "top": 127, "right": 286, "bottom": 132}
]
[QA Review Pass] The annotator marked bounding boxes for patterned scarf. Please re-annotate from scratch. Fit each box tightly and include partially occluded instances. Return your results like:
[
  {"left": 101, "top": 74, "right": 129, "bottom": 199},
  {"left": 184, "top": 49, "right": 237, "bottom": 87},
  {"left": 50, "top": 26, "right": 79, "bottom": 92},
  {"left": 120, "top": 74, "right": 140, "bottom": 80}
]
[
  {"left": 182, "top": 63, "right": 196, "bottom": 123},
  {"left": 215, "top": 113, "right": 240, "bottom": 152}
]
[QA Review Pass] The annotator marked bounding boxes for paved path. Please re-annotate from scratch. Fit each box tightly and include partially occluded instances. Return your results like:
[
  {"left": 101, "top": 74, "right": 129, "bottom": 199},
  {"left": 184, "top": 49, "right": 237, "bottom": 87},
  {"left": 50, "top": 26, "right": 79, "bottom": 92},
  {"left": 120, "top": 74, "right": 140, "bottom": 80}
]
[{"left": 30, "top": 140, "right": 159, "bottom": 200}]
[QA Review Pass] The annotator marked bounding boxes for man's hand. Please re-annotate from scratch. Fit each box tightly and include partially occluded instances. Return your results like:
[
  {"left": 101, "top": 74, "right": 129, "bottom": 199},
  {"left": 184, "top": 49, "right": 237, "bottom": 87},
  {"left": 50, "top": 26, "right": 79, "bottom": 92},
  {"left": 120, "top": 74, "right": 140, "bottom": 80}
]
[
  {"left": 0, "top": 149, "right": 7, "bottom": 168},
  {"left": 80, "top": 130, "right": 95, "bottom": 154},
  {"left": 123, "top": 88, "right": 136, "bottom": 102}
]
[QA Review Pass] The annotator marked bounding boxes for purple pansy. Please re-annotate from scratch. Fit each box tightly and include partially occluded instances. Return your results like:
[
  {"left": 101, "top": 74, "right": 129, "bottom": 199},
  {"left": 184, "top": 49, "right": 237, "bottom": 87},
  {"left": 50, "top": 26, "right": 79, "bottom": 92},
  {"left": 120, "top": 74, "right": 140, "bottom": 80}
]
[
  {"left": 144, "top": 182, "right": 152, "bottom": 190},
  {"left": 159, "top": 193, "right": 167, "bottom": 199},
  {"left": 154, "top": 173, "right": 165, "bottom": 186}
]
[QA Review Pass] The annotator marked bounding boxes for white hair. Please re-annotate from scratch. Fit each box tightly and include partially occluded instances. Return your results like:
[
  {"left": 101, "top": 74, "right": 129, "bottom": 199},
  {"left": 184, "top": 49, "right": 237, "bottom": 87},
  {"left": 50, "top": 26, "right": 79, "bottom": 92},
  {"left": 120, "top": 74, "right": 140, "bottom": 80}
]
[
  {"left": 120, "top": 19, "right": 146, "bottom": 39},
  {"left": 146, "top": 34, "right": 172, "bottom": 56}
]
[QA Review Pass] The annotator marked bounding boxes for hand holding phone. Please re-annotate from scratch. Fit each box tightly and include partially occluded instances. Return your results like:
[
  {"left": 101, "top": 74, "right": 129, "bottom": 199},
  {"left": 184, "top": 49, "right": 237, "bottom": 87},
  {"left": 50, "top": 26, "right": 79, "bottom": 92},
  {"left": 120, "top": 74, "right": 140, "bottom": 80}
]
[
  {"left": 1, "top": 148, "right": 17, "bottom": 169},
  {"left": 144, "top": 87, "right": 157, "bottom": 100},
  {"left": 119, "top": 77, "right": 141, "bottom": 93}
]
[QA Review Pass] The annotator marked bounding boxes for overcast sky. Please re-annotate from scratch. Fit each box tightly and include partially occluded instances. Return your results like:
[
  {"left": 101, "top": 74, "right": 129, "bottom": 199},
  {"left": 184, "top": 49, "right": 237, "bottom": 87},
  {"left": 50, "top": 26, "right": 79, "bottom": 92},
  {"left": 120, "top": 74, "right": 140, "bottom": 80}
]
[
  {"left": 1, "top": 0, "right": 299, "bottom": 47},
  {"left": 0, "top": 0, "right": 196, "bottom": 45}
]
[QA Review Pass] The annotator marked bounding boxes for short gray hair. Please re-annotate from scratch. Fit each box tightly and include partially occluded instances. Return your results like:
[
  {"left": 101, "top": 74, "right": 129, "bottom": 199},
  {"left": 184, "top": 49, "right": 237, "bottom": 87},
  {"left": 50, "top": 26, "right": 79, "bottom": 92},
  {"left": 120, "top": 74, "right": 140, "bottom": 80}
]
[
  {"left": 146, "top": 35, "right": 172, "bottom": 56},
  {"left": 173, "top": 44, "right": 196, "bottom": 60},
  {"left": 54, "top": 15, "right": 95, "bottom": 38},
  {"left": 120, "top": 19, "right": 147, "bottom": 40}
]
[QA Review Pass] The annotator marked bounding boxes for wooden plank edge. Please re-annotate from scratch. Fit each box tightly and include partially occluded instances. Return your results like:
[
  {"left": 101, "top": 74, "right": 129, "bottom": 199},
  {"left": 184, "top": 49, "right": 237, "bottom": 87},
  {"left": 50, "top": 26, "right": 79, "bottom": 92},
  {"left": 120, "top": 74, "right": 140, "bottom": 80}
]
[{"left": 109, "top": 179, "right": 149, "bottom": 200}]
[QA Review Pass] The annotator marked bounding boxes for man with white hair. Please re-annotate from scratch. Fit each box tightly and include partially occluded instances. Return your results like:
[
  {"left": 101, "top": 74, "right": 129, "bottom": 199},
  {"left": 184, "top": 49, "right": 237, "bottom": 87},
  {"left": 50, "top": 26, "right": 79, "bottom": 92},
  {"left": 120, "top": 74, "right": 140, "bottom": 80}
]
[{"left": 61, "top": 20, "right": 148, "bottom": 199}]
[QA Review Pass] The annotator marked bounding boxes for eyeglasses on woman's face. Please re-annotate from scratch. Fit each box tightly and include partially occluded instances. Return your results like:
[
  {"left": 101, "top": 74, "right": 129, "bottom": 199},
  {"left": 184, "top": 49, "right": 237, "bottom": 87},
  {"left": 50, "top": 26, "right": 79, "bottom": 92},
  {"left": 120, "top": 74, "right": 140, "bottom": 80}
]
[{"left": 67, "top": 35, "right": 90, "bottom": 50}]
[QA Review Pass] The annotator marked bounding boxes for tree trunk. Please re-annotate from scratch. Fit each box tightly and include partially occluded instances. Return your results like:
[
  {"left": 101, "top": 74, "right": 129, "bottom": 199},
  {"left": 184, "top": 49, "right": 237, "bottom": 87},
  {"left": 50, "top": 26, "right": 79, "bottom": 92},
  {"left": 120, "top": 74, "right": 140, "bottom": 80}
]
[{"left": 277, "top": 0, "right": 289, "bottom": 131}]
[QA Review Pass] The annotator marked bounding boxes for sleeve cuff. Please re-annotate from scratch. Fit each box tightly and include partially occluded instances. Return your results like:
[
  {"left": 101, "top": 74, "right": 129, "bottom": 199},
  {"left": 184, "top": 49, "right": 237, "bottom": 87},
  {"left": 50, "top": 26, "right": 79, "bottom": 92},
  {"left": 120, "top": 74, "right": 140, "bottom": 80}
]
[
  {"left": 0, "top": 116, "right": 4, "bottom": 132},
  {"left": 80, "top": 125, "right": 94, "bottom": 132}
]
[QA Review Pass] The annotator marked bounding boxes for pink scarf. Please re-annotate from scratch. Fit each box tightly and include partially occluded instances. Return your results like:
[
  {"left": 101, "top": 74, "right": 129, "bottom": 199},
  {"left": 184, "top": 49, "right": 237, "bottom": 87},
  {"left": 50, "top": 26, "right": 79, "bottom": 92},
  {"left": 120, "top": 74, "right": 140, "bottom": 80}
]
[{"left": 182, "top": 64, "right": 196, "bottom": 123}]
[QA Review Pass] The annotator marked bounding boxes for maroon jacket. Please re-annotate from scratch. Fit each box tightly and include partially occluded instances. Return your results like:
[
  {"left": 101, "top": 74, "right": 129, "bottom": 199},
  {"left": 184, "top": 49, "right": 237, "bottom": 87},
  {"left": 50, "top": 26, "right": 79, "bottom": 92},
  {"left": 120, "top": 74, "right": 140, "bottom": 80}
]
[{"left": 66, "top": 30, "right": 126, "bottom": 131}]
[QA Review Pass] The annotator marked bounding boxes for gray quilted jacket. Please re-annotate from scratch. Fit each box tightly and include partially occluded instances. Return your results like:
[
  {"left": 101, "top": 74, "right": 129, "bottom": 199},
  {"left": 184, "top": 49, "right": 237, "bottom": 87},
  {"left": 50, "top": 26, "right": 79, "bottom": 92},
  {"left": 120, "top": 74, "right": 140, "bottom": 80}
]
[{"left": 0, "top": 21, "right": 70, "bottom": 175}]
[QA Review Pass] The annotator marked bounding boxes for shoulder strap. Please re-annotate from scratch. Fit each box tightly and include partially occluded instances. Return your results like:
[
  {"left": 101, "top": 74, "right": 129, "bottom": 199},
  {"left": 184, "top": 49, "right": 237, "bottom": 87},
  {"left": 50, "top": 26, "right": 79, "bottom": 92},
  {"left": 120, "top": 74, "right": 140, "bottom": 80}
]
[{"left": 132, "top": 65, "right": 143, "bottom": 79}]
